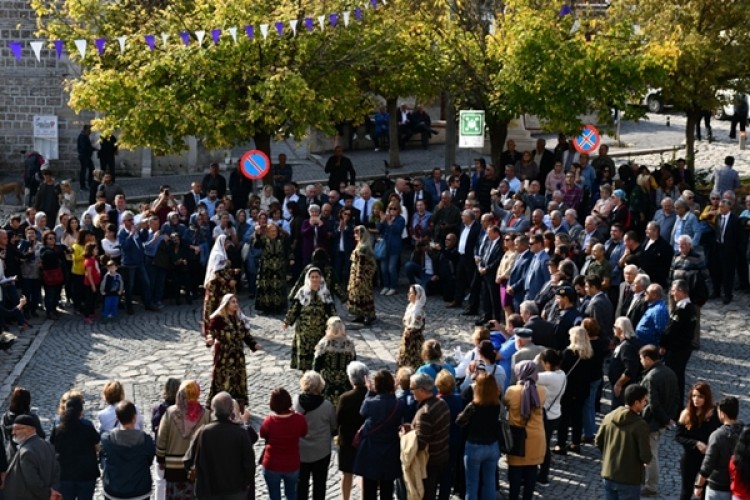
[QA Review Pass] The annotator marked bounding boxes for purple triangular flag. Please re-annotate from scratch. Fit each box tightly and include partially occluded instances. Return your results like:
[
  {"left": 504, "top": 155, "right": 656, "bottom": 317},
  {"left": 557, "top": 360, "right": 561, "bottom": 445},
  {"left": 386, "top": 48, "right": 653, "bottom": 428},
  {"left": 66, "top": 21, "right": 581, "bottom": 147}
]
[
  {"left": 354, "top": 7, "right": 363, "bottom": 21},
  {"left": 245, "top": 25, "right": 254, "bottom": 40},
  {"left": 211, "top": 29, "right": 221, "bottom": 45},
  {"left": 275, "top": 22, "right": 284, "bottom": 37},
  {"left": 9, "top": 42, "right": 22, "bottom": 61},
  {"left": 305, "top": 18, "right": 314, "bottom": 31},
  {"left": 180, "top": 32, "right": 190, "bottom": 46},
  {"left": 559, "top": 4, "right": 572, "bottom": 16},
  {"left": 370, "top": 0, "right": 377, "bottom": 9},
  {"left": 330, "top": 14, "right": 338, "bottom": 27},
  {"left": 54, "top": 40, "right": 64, "bottom": 59},
  {"left": 145, "top": 34, "right": 155, "bottom": 51},
  {"left": 95, "top": 38, "right": 106, "bottom": 56}
]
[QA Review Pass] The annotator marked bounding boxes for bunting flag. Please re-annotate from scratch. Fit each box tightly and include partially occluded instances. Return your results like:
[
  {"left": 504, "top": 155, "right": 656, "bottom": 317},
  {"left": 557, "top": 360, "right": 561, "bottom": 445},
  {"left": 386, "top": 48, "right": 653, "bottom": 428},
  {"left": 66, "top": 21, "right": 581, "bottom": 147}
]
[
  {"left": 30, "top": 40, "right": 44, "bottom": 62},
  {"left": 559, "top": 4, "right": 572, "bottom": 17},
  {"left": 1, "top": 0, "right": 385, "bottom": 61},
  {"left": 9, "top": 41, "right": 22, "bottom": 61},
  {"left": 54, "top": 39, "right": 63, "bottom": 59},
  {"left": 74, "top": 39, "right": 87, "bottom": 59}
]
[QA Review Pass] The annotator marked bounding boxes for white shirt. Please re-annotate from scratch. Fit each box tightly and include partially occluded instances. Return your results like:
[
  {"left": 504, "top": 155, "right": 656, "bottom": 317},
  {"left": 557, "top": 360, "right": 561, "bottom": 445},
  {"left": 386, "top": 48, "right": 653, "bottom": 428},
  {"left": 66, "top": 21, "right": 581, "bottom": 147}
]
[
  {"left": 97, "top": 404, "right": 145, "bottom": 433},
  {"left": 282, "top": 194, "right": 300, "bottom": 220},
  {"left": 459, "top": 224, "right": 472, "bottom": 255},
  {"left": 675, "top": 297, "right": 691, "bottom": 309},
  {"left": 538, "top": 370, "right": 566, "bottom": 420}
]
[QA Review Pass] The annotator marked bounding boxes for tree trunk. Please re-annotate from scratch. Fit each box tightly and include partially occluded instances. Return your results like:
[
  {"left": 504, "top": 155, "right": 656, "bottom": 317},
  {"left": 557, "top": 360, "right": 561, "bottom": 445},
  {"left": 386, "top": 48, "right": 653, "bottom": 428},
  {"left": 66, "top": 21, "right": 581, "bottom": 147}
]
[
  {"left": 684, "top": 110, "right": 697, "bottom": 177},
  {"left": 486, "top": 115, "right": 509, "bottom": 168},
  {"left": 443, "top": 92, "right": 456, "bottom": 169},
  {"left": 387, "top": 97, "right": 402, "bottom": 168},
  {"left": 253, "top": 131, "right": 273, "bottom": 186}
]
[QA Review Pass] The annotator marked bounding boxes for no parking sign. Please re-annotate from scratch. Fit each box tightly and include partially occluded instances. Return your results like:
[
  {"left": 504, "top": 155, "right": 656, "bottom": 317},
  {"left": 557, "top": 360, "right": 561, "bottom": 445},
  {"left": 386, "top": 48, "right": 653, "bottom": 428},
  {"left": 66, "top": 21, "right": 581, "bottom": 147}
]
[
  {"left": 573, "top": 124, "right": 601, "bottom": 154},
  {"left": 239, "top": 149, "right": 271, "bottom": 180}
]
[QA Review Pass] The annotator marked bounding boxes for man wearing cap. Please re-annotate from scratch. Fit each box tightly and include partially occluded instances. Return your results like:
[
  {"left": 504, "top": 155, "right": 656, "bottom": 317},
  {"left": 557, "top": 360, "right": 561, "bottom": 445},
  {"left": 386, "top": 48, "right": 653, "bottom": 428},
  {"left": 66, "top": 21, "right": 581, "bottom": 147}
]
[
  {"left": 3, "top": 414, "right": 60, "bottom": 498},
  {"left": 510, "top": 327, "right": 545, "bottom": 384},
  {"left": 553, "top": 286, "right": 579, "bottom": 350}
]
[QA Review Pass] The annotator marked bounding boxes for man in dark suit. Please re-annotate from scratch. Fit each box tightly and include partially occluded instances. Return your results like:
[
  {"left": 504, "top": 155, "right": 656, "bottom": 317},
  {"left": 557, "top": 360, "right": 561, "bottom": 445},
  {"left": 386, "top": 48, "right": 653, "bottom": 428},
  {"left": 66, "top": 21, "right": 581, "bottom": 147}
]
[
  {"left": 507, "top": 235, "right": 533, "bottom": 313},
  {"left": 107, "top": 194, "right": 129, "bottom": 228},
  {"left": 521, "top": 300, "right": 556, "bottom": 348},
  {"left": 476, "top": 225, "right": 504, "bottom": 323},
  {"left": 711, "top": 199, "right": 741, "bottom": 304},
  {"left": 584, "top": 275, "right": 615, "bottom": 340},
  {"left": 201, "top": 162, "right": 227, "bottom": 198},
  {"left": 500, "top": 139, "right": 522, "bottom": 169},
  {"left": 533, "top": 138, "right": 556, "bottom": 194},
  {"left": 434, "top": 233, "right": 460, "bottom": 302},
  {"left": 450, "top": 163, "right": 471, "bottom": 197},
  {"left": 324, "top": 146, "right": 356, "bottom": 191},
  {"left": 447, "top": 210, "right": 481, "bottom": 309},
  {"left": 615, "top": 264, "right": 639, "bottom": 318},
  {"left": 424, "top": 167, "right": 448, "bottom": 206},
  {"left": 493, "top": 198, "right": 531, "bottom": 235},
  {"left": 447, "top": 175, "right": 466, "bottom": 209},
  {"left": 410, "top": 178, "right": 433, "bottom": 213},
  {"left": 626, "top": 273, "right": 651, "bottom": 327},
  {"left": 640, "top": 221, "right": 675, "bottom": 288},
  {"left": 183, "top": 181, "right": 203, "bottom": 216}
]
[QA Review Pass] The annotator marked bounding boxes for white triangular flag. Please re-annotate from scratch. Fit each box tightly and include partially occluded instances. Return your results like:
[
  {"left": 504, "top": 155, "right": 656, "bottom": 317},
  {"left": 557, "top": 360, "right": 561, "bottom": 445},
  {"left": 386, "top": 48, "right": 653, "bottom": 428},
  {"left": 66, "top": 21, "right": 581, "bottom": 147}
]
[
  {"left": 318, "top": 15, "right": 325, "bottom": 31},
  {"left": 382, "top": 0, "right": 387, "bottom": 4},
  {"left": 343, "top": 11, "right": 351, "bottom": 27},
  {"left": 117, "top": 36, "right": 127, "bottom": 54},
  {"left": 161, "top": 33, "right": 169, "bottom": 47},
  {"left": 260, "top": 24, "right": 269, "bottom": 40},
  {"left": 228, "top": 27, "right": 237, "bottom": 43},
  {"left": 632, "top": 24, "right": 640, "bottom": 35},
  {"left": 289, "top": 19, "right": 298, "bottom": 36},
  {"left": 74, "top": 39, "right": 87, "bottom": 59},
  {"left": 30, "top": 41, "right": 43, "bottom": 62},
  {"left": 570, "top": 19, "right": 580, "bottom": 34},
  {"left": 195, "top": 30, "right": 206, "bottom": 45}
]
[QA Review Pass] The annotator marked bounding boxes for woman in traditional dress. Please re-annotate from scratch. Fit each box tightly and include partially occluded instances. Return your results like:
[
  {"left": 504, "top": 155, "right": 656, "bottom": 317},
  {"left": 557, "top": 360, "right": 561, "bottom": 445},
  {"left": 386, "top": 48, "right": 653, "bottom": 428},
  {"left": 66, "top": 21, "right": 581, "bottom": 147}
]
[
  {"left": 254, "top": 223, "right": 288, "bottom": 314},
  {"left": 202, "top": 234, "right": 237, "bottom": 327},
  {"left": 313, "top": 316, "right": 357, "bottom": 405},
  {"left": 284, "top": 267, "right": 336, "bottom": 371},
  {"left": 397, "top": 284, "right": 426, "bottom": 369},
  {"left": 155, "top": 380, "right": 210, "bottom": 498},
  {"left": 347, "top": 225, "right": 377, "bottom": 325},
  {"left": 289, "top": 248, "right": 338, "bottom": 303},
  {"left": 205, "top": 294, "right": 261, "bottom": 404}
]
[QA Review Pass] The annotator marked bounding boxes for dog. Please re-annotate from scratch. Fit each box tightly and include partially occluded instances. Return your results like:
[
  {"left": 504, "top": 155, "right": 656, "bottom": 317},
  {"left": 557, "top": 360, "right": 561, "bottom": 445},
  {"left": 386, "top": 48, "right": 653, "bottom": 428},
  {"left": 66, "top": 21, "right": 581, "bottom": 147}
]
[{"left": 0, "top": 181, "right": 25, "bottom": 205}]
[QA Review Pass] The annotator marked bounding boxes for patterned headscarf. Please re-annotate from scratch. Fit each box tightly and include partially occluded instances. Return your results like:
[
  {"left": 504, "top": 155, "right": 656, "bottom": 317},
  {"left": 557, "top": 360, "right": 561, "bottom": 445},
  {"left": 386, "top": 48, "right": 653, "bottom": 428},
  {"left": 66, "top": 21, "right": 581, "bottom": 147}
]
[
  {"left": 514, "top": 360, "right": 540, "bottom": 420},
  {"left": 294, "top": 267, "right": 333, "bottom": 306},
  {"left": 172, "top": 380, "right": 205, "bottom": 437}
]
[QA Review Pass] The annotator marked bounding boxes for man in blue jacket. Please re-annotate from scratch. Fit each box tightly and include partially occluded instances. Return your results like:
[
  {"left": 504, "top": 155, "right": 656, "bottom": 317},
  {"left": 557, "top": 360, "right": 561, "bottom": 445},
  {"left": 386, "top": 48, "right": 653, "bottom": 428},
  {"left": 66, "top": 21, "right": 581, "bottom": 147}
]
[{"left": 118, "top": 211, "right": 154, "bottom": 314}]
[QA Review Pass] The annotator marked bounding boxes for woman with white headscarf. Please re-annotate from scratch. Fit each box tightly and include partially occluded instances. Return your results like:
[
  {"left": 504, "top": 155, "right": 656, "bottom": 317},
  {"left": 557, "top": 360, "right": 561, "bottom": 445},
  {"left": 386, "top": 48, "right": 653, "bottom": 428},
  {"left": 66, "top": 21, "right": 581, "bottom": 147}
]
[
  {"left": 205, "top": 293, "right": 262, "bottom": 404},
  {"left": 155, "top": 380, "right": 210, "bottom": 496},
  {"left": 202, "top": 234, "right": 237, "bottom": 328},
  {"left": 397, "top": 284, "right": 427, "bottom": 369},
  {"left": 283, "top": 267, "right": 337, "bottom": 371}
]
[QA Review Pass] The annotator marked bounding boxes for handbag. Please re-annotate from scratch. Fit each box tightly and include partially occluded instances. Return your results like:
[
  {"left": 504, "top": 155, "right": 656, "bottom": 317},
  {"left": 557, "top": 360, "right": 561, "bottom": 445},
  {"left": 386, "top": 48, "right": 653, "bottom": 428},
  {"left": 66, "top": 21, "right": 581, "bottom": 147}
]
[
  {"left": 374, "top": 238, "right": 388, "bottom": 260},
  {"left": 42, "top": 267, "right": 64, "bottom": 287},
  {"left": 353, "top": 399, "right": 400, "bottom": 448},
  {"left": 498, "top": 401, "right": 528, "bottom": 457}
]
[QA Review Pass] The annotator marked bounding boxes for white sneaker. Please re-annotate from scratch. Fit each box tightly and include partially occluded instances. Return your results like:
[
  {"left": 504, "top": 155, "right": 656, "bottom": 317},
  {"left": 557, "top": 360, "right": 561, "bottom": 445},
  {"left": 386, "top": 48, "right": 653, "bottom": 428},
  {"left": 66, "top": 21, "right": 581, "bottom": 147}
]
[
  {"left": 386, "top": 288, "right": 396, "bottom": 296},
  {"left": 374, "top": 147, "right": 380, "bottom": 151},
  {"left": 365, "top": 134, "right": 372, "bottom": 141},
  {"left": 353, "top": 133, "right": 359, "bottom": 140},
  {"left": 380, "top": 287, "right": 388, "bottom": 295}
]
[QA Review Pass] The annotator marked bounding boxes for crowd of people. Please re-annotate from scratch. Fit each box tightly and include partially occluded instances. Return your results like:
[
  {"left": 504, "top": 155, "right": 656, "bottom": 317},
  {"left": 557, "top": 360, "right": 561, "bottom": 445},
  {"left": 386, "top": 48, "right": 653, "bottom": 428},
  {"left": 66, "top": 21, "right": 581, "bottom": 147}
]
[{"left": 4, "top": 134, "right": 750, "bottom": 500}]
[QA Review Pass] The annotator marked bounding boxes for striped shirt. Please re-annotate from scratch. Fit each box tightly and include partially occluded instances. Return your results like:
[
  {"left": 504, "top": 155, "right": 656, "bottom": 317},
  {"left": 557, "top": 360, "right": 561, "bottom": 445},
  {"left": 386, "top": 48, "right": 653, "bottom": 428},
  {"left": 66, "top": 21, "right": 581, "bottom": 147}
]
[{"left": 412, "top": 396, "right": 451, "bottom": 465}]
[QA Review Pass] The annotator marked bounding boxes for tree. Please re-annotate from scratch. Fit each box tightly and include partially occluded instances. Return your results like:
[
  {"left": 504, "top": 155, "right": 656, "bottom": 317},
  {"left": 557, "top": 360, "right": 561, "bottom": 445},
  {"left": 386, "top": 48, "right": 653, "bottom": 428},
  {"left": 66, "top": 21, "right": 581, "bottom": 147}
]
[
  {"left": 31, "top": 0, "right": 372, "bottom": 160},
  {"left": 431, "top": 0, "right": 672, "bottom": 167},
  {"left": 621, "top": 0, "right": 750, "bottom": 173}
]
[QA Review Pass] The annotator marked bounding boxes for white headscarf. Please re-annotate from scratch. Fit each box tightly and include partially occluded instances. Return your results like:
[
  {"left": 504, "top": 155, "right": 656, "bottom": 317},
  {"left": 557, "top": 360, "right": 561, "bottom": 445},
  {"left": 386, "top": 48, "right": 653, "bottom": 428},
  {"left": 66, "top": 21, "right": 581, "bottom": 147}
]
[
  {"left": 403, "top": 284, "right": 427, "bottom": 329},
  {"left": 209, "top": 293, "right": 253, "bottom": 327},
  {"left": 294, "top": 267, "right": 333, "bottom": 306},
  {"left": 204, "top": 234, "right": 228, "bottom": 287}
]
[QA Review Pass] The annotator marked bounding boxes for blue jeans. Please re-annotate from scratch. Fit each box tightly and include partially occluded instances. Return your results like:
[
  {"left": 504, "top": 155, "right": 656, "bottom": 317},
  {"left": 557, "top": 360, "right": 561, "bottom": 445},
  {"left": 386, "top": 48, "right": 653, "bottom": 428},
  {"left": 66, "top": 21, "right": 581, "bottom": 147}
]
[
  {"left": 706, "top": 487, "right": 731, "bottom": 500},
  {"left": 602, "top": 479, "right": 641, "bottom": 500},
  {"left": 43, "top": 284, "right": 61, "bottom": 316},
  {"left": 122, "top": 264, "right": 151, "bottom": 309},
  {"left": 146, "top": 259, "right": 166, "bottom": 305},
  {"left": 583, "top": 378, "right": 602, "bottom": 438},
  {"left": 379, "top": 253, "right": 400, "bottom": 289},
  {"left": 59, "top": 479, "right": 96, "bottom": 500},
  {"left": 404, "top": 261, "right": 433, "bottom": 290},
  {"left": 464, "top": 441, "right": 500, "bottom": 500},
  {"left": 263, "top": 468, "right": 299, "bottom": 500},
  {"left": 102, "top": 295, "right": 119, "bottom": 318}
]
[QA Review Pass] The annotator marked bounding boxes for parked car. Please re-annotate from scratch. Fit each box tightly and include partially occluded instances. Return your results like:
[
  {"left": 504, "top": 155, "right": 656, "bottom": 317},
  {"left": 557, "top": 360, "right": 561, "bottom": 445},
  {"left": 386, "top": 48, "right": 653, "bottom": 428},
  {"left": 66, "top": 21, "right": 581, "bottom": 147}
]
[{"left": 632, "top": 87, "right": 669, "bottom": 113}]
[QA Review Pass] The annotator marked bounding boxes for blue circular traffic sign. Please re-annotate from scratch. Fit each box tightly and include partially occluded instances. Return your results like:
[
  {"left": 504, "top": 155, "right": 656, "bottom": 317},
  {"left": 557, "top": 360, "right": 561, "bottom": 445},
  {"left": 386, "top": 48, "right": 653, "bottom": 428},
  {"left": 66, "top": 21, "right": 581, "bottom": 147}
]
[
  {"left": 573, "top": 124, "right": 601, "bottom": 154},
  {"left": 239, "top": 149, "right": 271, "bottom": 180}
]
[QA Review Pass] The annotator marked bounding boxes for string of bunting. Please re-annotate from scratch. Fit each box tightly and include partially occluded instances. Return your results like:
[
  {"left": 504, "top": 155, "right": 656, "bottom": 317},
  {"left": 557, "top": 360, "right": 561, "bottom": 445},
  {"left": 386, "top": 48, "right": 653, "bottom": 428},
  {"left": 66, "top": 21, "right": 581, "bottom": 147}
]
[{"left": 5, "top": 0, "right": 386, "bottom": 62}]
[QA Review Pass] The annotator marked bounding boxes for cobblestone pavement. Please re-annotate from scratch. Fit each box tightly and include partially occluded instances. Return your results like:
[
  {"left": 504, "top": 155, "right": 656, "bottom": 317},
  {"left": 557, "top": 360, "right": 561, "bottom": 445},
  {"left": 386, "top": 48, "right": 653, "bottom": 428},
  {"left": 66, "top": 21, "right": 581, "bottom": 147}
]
[{"left": 3, "top": 286, "right": 750, "bottom": 499}]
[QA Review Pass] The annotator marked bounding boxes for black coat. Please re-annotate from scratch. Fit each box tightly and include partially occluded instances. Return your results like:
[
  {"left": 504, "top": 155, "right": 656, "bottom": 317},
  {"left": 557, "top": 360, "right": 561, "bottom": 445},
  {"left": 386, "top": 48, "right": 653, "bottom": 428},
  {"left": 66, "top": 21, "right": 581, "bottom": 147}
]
[
  {"left": 525, "top": 316, "right": 556, "bottom": 349},
  {"left": 640, "top": 237, "right": 674, "bottom": 288}
]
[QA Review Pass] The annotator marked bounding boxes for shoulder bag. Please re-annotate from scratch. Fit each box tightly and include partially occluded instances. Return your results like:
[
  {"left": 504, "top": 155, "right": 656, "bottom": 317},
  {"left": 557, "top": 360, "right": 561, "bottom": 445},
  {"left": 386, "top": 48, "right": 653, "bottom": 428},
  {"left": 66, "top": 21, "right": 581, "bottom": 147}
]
[
  {"left": 498, "top": 399, "right": 528, "bottom": 457},
  {"left": 353, "top": 399, "right": 400, "bottom": 448}
]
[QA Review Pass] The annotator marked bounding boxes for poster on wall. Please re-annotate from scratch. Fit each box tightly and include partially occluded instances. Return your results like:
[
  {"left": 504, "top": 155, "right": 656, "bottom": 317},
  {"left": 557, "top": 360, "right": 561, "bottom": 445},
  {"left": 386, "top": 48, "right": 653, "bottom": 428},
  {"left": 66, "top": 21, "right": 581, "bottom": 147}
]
[{"left": 33, "top": 115, "right": 59, "bottom": 160}]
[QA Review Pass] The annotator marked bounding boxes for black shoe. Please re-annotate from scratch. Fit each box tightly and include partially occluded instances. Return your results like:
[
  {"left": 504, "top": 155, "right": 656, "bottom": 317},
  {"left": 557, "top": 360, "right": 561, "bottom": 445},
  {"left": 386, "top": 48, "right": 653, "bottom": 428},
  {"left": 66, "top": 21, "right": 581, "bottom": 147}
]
[
  {"left": 474, "top": 317, "right": 490, "bottom": 326},
  {"left": 363, "top": 317, "right": 374, "bottom": 326},
  {"left": 460, "top": 310, "right": 478, "bottom": 316},
  {"left": 126, "top": 307, "right": 134, "bottom": 315},
  {"left": 723, "top": 296, "right": 732, "bottom": 305},
  {"left": 352, "top": 316, "right": 365, "bottom": 323}
]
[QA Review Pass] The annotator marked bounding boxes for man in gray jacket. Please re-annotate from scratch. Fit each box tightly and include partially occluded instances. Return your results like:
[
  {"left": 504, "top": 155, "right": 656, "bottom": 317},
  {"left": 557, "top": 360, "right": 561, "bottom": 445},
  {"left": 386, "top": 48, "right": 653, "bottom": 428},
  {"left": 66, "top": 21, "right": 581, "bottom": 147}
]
[
  {"left": 694, "top": 397, "right": 744, "bottom": 500},
  {"left": 3, "top": 414, "right": 60, "bottom": 499}
]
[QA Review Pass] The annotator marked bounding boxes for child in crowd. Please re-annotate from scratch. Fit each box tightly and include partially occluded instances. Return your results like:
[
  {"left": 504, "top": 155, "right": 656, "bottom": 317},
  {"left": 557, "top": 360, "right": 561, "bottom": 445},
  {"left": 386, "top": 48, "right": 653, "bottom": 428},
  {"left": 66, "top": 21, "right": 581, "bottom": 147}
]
[
  {"left": 82, "top": 242, "right": 101, "bottom": 325},
  {"left": 100, "top": 260, "right": 124, "bottom": 321}
]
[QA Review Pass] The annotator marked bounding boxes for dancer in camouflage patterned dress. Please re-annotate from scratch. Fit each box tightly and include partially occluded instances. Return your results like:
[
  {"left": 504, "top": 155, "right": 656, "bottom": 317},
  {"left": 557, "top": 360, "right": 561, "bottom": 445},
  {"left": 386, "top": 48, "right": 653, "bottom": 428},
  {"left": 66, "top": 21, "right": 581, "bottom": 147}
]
[{"left": 347, "top": 225, "right": 377, "bottom": 325}]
